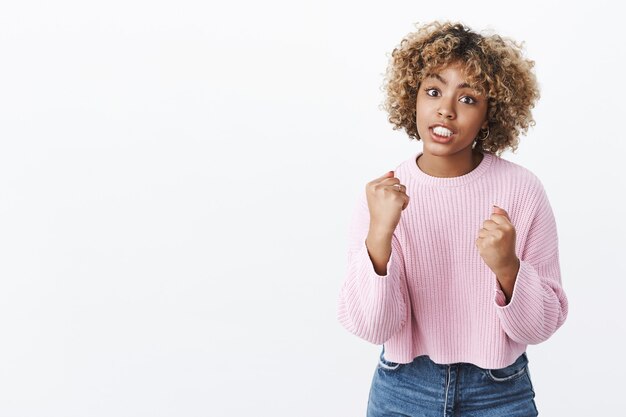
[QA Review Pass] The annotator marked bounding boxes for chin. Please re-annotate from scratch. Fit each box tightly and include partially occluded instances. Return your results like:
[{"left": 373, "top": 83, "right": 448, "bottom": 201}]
[{"left": 422, "top": 141, "right": 472, "bottom": 157}]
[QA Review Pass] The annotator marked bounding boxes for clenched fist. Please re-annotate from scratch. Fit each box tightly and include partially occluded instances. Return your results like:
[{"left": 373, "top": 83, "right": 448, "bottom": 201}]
[
  {"left": 476, "top": 205, "right": 521, "bottom": 301},
  {"left": 366, "top": 171, "right": 410, "bottom": 235}
]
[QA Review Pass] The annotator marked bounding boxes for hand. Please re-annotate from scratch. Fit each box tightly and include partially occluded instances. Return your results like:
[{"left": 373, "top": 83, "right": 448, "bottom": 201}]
[
  {"left": 476, "top": 205, "right": 520, "bottom": 288},
  {"left": 365, "top": 171, "right": 410, "bottom": 235}
]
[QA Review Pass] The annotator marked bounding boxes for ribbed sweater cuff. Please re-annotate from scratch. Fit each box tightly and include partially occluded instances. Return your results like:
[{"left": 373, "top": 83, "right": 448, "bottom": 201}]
[
  {"left": 494, "top": 260, "right": 540, "bottom": 309},
  {"left": 336, "top": 241, "right": 405, "bottom": 344},
  {"left": 358, "top": 240, "right": 399, "bottom": 288},
  {"left": 493, "top": 260, "right": 550, "bottom": 345}
]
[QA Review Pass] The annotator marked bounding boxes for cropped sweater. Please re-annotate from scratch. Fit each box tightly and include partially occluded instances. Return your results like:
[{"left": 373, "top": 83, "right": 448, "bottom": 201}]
[{"left": 337, "top": 151, "right": 568, "bottom": 369}]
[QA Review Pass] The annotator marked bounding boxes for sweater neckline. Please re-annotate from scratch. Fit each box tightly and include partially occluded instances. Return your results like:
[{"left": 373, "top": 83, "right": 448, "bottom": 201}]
[{"left": 408, "top": 151, "right": 494, "bottom": 187}]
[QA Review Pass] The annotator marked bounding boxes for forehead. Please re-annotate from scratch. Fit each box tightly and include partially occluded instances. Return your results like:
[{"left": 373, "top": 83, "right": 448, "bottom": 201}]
[
  {"left": 427, "top": 64, "right": 468, "bottom": 81},
  {"left": 424, "top": 64, "right": 484, "bottom": 92}
]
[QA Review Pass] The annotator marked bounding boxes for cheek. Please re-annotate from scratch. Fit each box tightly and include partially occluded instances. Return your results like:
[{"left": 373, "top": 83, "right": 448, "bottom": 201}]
[
  {"left": 460, "top": 109, "right": 488, "bottom": 129},
  {"left": 415, "top": 100, "right": 429, "bottom": 121}
]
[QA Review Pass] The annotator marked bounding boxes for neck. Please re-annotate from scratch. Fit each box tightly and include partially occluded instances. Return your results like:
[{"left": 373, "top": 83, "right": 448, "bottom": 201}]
[{"left": 417, "top": 149, "right": 484, "bottom": 178}]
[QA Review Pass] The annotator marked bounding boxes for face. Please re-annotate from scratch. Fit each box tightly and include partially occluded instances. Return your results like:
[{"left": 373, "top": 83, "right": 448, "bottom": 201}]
[{"left": 415, "top": 63, "right": 489, "bottom": 158}]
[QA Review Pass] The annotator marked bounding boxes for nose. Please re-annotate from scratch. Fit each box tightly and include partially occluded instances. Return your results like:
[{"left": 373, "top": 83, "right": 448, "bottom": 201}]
[{"left": 437, "top": 100, "right": 456, "bottom": 119}]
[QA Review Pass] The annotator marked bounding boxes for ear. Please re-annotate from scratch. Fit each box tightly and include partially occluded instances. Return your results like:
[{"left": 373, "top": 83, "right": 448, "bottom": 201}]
[{"left": 481, "top": 120, "right": 489, "bottom": 130}]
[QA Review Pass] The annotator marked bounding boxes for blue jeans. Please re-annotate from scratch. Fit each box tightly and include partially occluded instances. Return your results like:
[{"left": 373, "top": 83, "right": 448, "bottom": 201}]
[{"left": 366, "top": 347, "right": 538, "bottom": 417}]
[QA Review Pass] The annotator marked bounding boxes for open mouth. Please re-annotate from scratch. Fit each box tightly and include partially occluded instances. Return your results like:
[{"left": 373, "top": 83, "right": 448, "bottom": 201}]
[{"left": 430, "top": 127, "right": 454, "bottom": 143}]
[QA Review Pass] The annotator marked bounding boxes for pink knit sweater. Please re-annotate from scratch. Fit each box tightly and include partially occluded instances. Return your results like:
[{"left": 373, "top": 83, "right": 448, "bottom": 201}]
[{"left": 337, "top": 151, "right": 568, "bottom": 369}]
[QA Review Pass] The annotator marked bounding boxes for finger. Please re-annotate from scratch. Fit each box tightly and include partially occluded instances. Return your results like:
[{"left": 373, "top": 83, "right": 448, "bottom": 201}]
[
  {"left": 481, "top": 219, "right": 499, "bottom": 230},
  {"left": 491, "top": 205, "right": 511, "bottom": 222},
  {"left": 490, "top": 213, "right": 511, "bottom": 226},
  {"left": 376, "top": 179, "right": 404, "bottom": 193},
  {"left": 379, "top": 177, "right": 401, "bottom": 186},
  {"left": 368, "top": 174, "right": 399, "bottom": 190},
  {"left": 492, "top": 205, "right": 508, "bottom": 215},
  {"left": 477, "top": 228, "right": 490, "bottom": 238},
  {"left": 401, "top": 195, "right": 410, "bottom": 210},
  {"left": 379, "top": 170, "right": 395, "bottom": 180},
  {"left": 369, "top": 172, "right": 395, "bottom": 187},
  {"left": 390, "top": 183, "right": 406, "bottom": 193}
]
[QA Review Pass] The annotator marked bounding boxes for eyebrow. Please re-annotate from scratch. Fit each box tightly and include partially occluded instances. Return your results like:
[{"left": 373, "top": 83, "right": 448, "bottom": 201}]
[{"left": 427, "top": 73, "right": 472, "bottom": 90}]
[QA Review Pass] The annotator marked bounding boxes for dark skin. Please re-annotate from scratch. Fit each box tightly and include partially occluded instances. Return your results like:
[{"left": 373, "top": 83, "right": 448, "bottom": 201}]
[
  {"left": 414, "top": 63, "right": 489, "bottom": 178},
  {"left": 476, "top": 206, "right": 521, "bottom": 304},
  {"left": 366, "top": 63, "right": 520, "bottom": 304}
]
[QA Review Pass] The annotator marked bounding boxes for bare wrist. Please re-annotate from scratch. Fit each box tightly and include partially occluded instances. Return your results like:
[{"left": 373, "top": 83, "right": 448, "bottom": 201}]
[
  {"left": 368, "top": 223, "right": 394, "bottom": 240},
  {"left": 496, "top": 257, "right": 520, "bottom": 282}
]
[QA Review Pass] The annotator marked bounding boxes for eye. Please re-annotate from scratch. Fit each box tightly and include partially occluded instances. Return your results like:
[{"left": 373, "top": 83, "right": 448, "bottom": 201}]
[
  {"left": 424, "top": 88, "right": 440, "bottom": 97},
  {"left": 460, "top": 96, "right": 477, "bottom": 105}
]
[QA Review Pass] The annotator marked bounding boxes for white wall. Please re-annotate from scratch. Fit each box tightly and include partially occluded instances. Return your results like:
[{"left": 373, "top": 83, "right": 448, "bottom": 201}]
[{"left": 0, "top": 1, "right": 623, "bottom": 415}]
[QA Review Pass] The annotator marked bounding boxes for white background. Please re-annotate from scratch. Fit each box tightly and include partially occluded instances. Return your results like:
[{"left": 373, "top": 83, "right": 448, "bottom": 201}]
[{"left": 0, "top": 1, "right": 624, "bottom": 416}]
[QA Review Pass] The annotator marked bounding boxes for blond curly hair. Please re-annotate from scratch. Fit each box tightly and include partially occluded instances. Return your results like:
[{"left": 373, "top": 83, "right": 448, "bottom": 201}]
[{"left": 383, "top": 21, "right": 540, "bottom": 155}]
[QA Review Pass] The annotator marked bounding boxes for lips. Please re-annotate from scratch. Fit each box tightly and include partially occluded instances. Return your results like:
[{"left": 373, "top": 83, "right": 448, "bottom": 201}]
[{"left": 430, "top": 123, "right": 456, "bottom": 135}]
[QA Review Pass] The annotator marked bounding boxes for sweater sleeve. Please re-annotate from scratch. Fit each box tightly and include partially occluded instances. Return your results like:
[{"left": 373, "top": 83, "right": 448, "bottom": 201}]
[
  {"left": 493, "top": 182, "right": 569, "bottom": 345},
  {"left": 336, "top": 192, "right": 408, "bottom": 345}
]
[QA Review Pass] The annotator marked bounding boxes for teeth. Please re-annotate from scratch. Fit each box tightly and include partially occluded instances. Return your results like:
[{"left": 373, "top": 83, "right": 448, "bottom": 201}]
[{"left": 433, "top": 126, "right": 453, "bottom": 137}]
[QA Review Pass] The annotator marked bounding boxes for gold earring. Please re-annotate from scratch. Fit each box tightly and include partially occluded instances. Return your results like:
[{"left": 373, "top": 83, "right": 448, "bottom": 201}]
[{"left": 477, "top": 127, "right": 490, "bottom": 141}]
